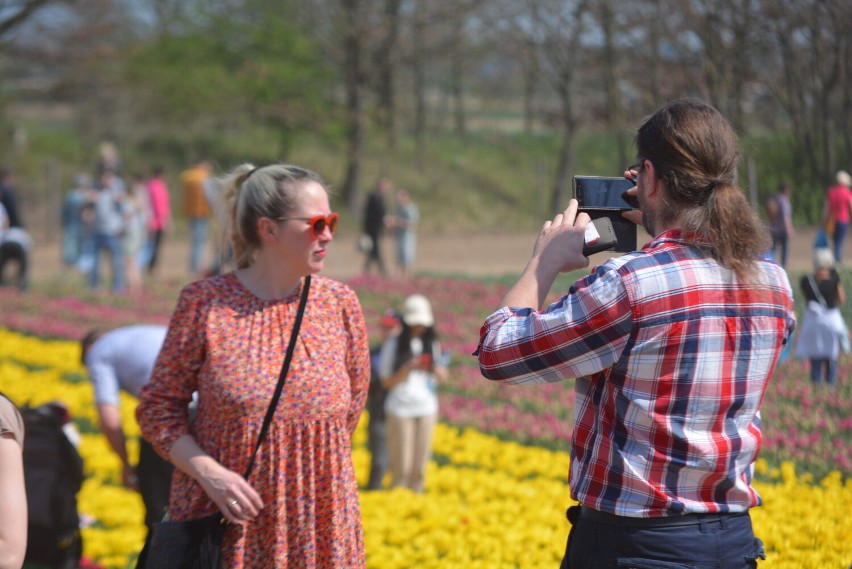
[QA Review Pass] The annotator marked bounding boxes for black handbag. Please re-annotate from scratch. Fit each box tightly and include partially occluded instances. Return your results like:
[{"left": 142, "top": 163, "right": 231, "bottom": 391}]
[{"left": 137, "top": 276, "right": 312, "bottom": 569}]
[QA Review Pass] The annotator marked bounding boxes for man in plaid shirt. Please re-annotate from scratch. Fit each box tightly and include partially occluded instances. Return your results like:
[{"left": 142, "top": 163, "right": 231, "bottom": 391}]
[{"left": 477, "top": 99, "right": 795, "bottom": 568}]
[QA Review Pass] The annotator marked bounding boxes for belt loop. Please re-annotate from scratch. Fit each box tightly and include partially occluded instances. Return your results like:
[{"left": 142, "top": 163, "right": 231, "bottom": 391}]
[
  {"left": 563, "top": 506, "right": 581, "bottom": 566},
  {"left": 566, "top": 506, "right": 580, "bottom": 525},
  {"left": 698, "top": 515, "right": 709, "bottom": 534}
]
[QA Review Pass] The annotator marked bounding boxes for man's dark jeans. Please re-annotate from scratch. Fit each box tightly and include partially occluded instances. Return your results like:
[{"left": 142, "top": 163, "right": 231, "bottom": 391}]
[{"left": 561, "top": 507, "right": 765, "bottom": 569}]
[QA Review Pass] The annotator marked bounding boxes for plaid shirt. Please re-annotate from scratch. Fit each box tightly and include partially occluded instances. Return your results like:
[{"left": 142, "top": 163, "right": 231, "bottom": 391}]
[{"left": 477, "top": 230, "right": 796, "bottom": 517}]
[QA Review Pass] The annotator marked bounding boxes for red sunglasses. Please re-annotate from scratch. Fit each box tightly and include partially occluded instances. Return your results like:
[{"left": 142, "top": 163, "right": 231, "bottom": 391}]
[{"left": 277, "top": 212, "right": 339, "bottom": 240}]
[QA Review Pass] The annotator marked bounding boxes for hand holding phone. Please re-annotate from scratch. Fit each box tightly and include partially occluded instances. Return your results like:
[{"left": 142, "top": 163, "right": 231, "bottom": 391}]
[
  {"left": 417, "top": 353, "right": 432, "bottom": 370},
  {"left": 583, "top": 217, "right": 618, "bottom": 256},
  {"left": 574, "top": 176, "right": 638, "bottom": 252}
]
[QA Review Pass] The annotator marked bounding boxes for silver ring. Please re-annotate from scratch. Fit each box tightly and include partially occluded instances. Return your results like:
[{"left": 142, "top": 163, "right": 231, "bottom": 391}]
[{"left": 229, "top": 499, "right": 239, "bottom": 507}]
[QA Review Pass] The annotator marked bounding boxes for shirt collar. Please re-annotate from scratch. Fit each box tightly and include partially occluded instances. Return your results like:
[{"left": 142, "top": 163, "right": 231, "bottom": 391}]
[{"left": 643, "top": 228, "right": 713, "bottom": 250}]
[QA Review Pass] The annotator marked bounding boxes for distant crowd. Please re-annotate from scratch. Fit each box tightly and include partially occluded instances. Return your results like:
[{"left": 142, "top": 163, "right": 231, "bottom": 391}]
[
  {"left": 769, "top": 170, "right": 852, "bottom": 385},
  {"left": 58, "top": 142, "right": 222, "bottom": 294},
  {"left": 0, "top": 144, "right": 424, "bottom": 294}
]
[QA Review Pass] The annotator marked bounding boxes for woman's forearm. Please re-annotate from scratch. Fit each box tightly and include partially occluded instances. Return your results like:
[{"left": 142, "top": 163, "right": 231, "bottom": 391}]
[{"left": 168, "top": 434, "right": 221, "bottom": 482}]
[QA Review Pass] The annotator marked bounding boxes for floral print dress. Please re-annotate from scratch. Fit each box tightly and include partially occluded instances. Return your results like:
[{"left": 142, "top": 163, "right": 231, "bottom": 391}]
[{"left": 137, "top": 273, "right": 371, "bottom": 568}]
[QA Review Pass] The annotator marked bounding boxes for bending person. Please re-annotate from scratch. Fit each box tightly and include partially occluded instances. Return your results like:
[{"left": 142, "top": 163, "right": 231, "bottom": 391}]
[{"left": 80, "top": 325, "right": 173, "bottom": 557}]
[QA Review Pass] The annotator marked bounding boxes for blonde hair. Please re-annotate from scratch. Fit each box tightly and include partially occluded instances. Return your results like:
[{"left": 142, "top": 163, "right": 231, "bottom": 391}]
[{"left": 220, "top": 163, "right": 329, "bottom": 269}]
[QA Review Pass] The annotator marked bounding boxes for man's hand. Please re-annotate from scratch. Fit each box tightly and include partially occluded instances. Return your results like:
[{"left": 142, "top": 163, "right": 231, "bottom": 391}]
[
  {"left": 500, "top": 199, "right": 591, "bottom": 311},
  {"left": 621, "top": 168, "right": 643, "bottom": 225},
  {"left": 530, "top": 199, "right": 591, "bottom": 276}
]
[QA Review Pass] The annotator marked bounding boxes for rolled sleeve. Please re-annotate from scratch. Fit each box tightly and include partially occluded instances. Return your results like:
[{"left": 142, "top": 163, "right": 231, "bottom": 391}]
[
  {"left": 477, "top": 265, "right": 634, "bottom": 384},
  {"left": 87, "top": 360, "right": 121, "bottom": 406}
]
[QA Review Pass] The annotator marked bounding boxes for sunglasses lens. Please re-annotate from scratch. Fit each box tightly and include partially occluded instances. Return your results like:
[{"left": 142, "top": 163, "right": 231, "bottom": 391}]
[
  {"left": 311, "top": 218, "right": 326, "bottom": 238},
  {"left": 305, "top": 214, "right": 339, "bottom": 239}
]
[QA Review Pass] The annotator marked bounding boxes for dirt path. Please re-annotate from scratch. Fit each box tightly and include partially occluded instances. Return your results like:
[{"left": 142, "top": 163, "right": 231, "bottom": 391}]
[{"left": 29, "top": 227, "right": 820, "bottom": 285}]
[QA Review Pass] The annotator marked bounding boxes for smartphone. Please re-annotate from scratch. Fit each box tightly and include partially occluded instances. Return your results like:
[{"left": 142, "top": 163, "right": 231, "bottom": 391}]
[
  {"left": 573, "top": 176, "right": 638, "bottom": 252},
  {"left": 583, "top": 217, "right": 618, "bottom": 256}
]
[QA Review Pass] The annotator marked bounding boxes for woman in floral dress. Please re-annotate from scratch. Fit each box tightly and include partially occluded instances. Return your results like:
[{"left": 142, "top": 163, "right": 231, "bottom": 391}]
[{"left": 137, "top": 164, "right": 371, "bottom": 568}]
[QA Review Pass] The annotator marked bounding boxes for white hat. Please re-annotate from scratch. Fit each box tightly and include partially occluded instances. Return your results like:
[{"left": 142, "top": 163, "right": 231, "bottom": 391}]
[
  {"left": 813, "top": 247, "right": 835, "bottom": 270},
  {"left": 401, "top": 294, "right": 434, "bottom": 327},
  {"left": 837, "top": 170, "right": 852, "bottom": 187}
]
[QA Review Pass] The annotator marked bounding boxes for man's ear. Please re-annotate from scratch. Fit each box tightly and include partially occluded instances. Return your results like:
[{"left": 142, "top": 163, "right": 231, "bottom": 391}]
[{"left": 643, "top": 160, "right": 663, "bottom": 200}]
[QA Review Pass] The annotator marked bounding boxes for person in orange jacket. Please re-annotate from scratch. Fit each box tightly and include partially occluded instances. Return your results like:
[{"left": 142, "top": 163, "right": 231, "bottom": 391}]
[{"left": 181, "top": 159, "right": 213, "bottom": 275}]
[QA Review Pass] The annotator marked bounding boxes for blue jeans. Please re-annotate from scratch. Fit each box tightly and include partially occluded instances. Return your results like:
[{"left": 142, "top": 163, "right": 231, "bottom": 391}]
[
  {"left": 366, "top": 417, "right": 389, "bottom": 490},
  {"left": 89, "top": 232, "right": 125, "bottom": 292},
  {"left": 62, "top": 222, "right": 83, "bottom": 266},
  {"left": 809, "top": 358, "right": 838, "bottom": 385},
  {"left": 771, "top": 233, "right": 788, "bottom": 267},
  {"left": 562, "top": 508, "right": 765, "bottom": 569},
  {"left": 833, "top": 221, "right": 848, "bottom": 264},
  {"left": 188, "top": 217, "right": 209, "bottom": 273}
]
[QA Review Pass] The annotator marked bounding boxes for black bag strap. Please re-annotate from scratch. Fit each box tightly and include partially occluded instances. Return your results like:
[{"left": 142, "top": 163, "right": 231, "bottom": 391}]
[{"left": 242, "top": 275, "right": 311, "bottom": 480}]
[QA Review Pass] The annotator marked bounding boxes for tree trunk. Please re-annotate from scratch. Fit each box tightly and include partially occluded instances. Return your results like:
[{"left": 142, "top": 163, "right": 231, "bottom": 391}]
[
  {"left": 522, "top": 39, "right": 538, "bottom": 135},
  {"left": 551, "top": 85, "right": 577, "bottom": 212},
  {"left": 599, "top": 0, "right": 627, "bottom": 168},
  {"left": 376, "top": 0, "right": 402, "bottom": 151},
  {"left": 450, "top": 18, "right": 466, "bottom": 137},
  {"left": 412, "top": 2, "right": 427, "bottom": 167},
  {"left": 340, "top": 0, "right": 366, "bottom": 215}
]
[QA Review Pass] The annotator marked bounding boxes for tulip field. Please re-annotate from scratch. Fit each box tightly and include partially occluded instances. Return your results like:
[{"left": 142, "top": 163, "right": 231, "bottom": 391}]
[{"left": 1, "top": 273, "right": 851, "bottom": 568}]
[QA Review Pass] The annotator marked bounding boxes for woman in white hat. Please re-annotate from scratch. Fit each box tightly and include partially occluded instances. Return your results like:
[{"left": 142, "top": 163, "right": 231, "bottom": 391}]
[{"left": 378, "top": 294, "right": 448, "bottom": 492}]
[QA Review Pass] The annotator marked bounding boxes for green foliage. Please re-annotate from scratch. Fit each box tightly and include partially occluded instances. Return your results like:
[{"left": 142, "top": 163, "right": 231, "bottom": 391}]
[
  {"left": 7, "top": 103, "right": 845, "bottom": 241},
  {"left": 741, "top": 133, "right": 828, "bottom": 225},
  {"left": 123, "top": 5, "right": 332, "bottom": 156}
]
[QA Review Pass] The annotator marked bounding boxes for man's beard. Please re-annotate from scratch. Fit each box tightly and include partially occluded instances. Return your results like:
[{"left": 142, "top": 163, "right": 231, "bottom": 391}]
[{"left": 639, "top": 192, "right": 657, "bottom": 236}]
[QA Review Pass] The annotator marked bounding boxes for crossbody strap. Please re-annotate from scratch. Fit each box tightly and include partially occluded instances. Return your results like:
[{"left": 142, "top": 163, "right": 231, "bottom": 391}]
[
  {"left": 808, "top": 274, "right": 829, "bottom": 308},
  {"left": 242, "top": 274, "right": 311, "bottom": 480}
]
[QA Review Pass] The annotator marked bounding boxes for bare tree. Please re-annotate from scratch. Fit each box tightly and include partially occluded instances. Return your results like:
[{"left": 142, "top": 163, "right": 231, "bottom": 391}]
[
  {"left": 526, "top": 0, "right": 591, "bottom": 212},
  {"left": 374, "top": 0, "right": 402, "bottom": 150},
  {"left": 678, "top": 0, "right": 761, "bottom": 132},
  {"left": 410, "top": 0, "right": 427, "bottom": 164},
  {"left": 0, "top": 0, "right": 57, "bottom": 39},
  {"left": 339, "top": 0, "right": 369, "bottom": 214},
  {"left": 589, "top": 0, "right": 629, "bottom": 168},
  {"left": 448, "top": 14, "right": 467, "bottom": 136},
  {"left": 761, "top": 0, "right": 851, "bottom": 187},
  {"left": 521, "top": 38, "right": 539, "bottom": 135},
  {"left": 398, "top": 0, "right": 486, "bottom": 157}
]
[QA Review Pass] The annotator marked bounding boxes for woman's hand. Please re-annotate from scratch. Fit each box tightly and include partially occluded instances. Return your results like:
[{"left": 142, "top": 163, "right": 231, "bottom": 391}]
[
  {"left": 433, "top": 364, "right": 449, "bottom": 383},
  {"left": 169, "top": 435, "right": 264, "bottom": 525},
  {"left": 415, "top": 353, "right": 432, "bottom": 370},
  {"left": 195, "top": 463, "right": 264, "bottom": 525}
]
